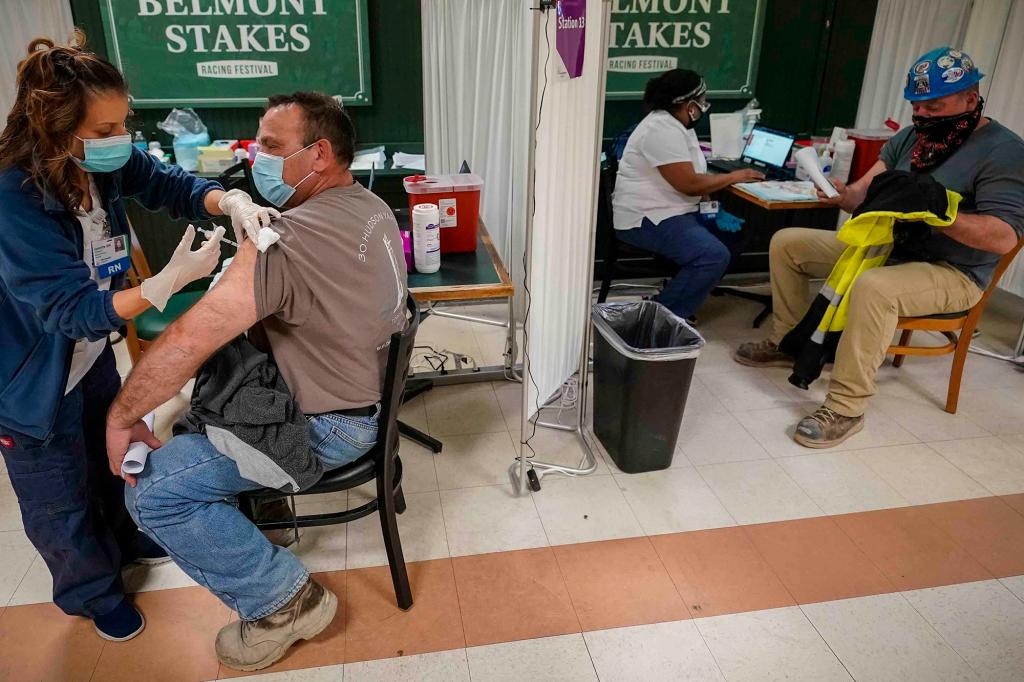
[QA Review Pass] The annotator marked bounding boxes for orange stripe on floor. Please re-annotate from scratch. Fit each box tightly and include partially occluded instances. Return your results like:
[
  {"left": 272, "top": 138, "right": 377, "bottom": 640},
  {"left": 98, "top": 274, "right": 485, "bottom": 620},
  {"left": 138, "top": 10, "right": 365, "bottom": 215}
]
[{"left": 4, "top": 493, "right": 1024, "bottom": 681}]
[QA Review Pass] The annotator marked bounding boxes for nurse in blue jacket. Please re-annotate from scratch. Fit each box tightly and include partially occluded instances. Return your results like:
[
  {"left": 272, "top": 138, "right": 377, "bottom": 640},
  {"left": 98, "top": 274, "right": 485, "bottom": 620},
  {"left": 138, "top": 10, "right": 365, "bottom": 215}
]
[{"left": 0, "top": 33, "right": 277, "bottom": 642}]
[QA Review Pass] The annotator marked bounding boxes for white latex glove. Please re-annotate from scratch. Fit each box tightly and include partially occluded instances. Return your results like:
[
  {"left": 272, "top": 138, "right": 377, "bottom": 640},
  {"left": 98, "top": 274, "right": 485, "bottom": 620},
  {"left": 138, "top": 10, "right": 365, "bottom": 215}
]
[
  {"left": 140, "top": 225, "right": 224, "bottom": 312},
  {"left": 217, "top": 188, "right": 281, "bottom": 251}
]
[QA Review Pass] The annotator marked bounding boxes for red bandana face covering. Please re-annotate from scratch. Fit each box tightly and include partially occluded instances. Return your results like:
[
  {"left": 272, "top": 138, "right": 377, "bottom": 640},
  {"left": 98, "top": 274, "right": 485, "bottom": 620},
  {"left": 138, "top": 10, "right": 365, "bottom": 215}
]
[{"left": 910, "top": 98, "right": 984, "bottom": 171}]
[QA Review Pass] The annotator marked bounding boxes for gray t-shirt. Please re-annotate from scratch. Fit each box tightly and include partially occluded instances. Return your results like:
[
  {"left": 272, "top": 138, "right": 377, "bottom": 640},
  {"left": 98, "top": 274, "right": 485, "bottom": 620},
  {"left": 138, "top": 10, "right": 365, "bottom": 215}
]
[
  {"left": 254, "top": 183, "right": 408, "bottom": 414},
  {"left": 879, "top": 119, "right": 1024, "bottom": 288}
]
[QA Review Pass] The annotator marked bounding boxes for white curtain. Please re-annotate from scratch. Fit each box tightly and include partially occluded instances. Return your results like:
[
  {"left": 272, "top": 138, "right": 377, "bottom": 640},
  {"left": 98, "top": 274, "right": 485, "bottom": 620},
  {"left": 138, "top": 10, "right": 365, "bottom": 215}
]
[
  {"left": 0, "top": 0, "right": 75, "bottom": 117},
  {"left": 962, "top": 0, "right": 1013, "bottom": 101},
  {"left": 977, "top": 0, "right": 1024, "bottom": 136},
  {"left": 975, "top": 0, "right": 1024, "bottom": 297},
  {"left": 855, "top": 0, "right": 972, "bottom": 128},
  {"left": 420, "top": 0, "right": 533, "bottom": 294},
  {"left": 525, "top": 1, "right": 610, "bottom": 418}
]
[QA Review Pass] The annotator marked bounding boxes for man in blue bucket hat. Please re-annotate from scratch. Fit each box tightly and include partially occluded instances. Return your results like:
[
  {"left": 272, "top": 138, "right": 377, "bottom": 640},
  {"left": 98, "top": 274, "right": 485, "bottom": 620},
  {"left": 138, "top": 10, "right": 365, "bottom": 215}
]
[{"left": 735, "top": 47, "right": 1024, "bottom": 448}]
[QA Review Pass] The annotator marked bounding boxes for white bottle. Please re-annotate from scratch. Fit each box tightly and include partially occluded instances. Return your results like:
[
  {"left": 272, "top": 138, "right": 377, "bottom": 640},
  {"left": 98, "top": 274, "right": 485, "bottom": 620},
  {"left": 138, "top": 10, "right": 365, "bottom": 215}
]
[
  {"left": 412, "top": 203, "right": 441, "bottom": 274},
  {"left": 794, "top": 148, "right": 811, "bottom": 181},
  {"left": 831, "top": 139, "right": 856, "bottom": 184},
  {"left": 820, "top": 149, "right": 833, "bottom": 177},
  {"left": 147, "top": 140, "right": 165, "bottom": 162}
]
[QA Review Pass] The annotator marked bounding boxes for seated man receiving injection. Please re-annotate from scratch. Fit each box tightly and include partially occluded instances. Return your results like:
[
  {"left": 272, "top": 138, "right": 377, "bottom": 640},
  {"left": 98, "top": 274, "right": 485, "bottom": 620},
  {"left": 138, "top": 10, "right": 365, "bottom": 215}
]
[{"left": 105, "top": 92, "right": 408, "bottom": 672}]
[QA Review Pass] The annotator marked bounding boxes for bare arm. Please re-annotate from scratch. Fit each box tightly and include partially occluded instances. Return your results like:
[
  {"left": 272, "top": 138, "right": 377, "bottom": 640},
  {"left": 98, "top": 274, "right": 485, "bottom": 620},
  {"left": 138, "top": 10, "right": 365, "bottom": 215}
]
[
  {"left": 943, "top": 213, "right": 1019, "bottom": 255},
  {"left": 204, "top": 188, "right": 226, "bottom": 215},
  {"left": 657, "top": 162, "right": 764, "bottom": 197},
  {"left": 105, "top": 239, "right": 260, "bottom": 481},
  {"left": 111, "top": 286, "right": 153, "bottom": 320}
]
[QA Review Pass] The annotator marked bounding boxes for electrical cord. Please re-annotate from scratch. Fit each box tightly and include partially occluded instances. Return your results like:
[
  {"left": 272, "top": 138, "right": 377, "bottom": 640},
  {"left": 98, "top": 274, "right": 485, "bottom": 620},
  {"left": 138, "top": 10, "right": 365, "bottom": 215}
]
[
  {"left": 410, "top": 345, "right": 479, "bottom": 374},
  {"left": 518, "top": 9, "right": 553, "bottom": 466}
]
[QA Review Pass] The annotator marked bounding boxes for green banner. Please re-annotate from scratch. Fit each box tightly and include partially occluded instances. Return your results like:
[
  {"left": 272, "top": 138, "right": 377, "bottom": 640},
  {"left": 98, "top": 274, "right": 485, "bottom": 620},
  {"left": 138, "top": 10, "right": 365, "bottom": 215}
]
[
  {"left": 99, "top": 0, "right": 371, "bottom": 107},
  {"left": 606, "top": 0, "right": 766, "bottom": 100}
]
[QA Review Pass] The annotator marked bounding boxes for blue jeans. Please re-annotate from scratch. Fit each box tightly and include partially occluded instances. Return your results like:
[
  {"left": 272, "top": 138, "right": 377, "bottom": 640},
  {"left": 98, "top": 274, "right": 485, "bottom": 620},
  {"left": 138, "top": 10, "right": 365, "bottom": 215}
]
[
  {"left": 125, "top": 410, "right": 378, "bottom": 620},
  {"left": 617, "top": 213, "right": 731, "bottom": 319},
  {"left": 0, "top": 344, "right": 159, "bottom": 617}
]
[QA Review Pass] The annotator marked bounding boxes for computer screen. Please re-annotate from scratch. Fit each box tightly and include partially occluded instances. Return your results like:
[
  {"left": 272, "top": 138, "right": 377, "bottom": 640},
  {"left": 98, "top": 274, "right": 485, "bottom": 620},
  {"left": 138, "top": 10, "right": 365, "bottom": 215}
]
[{"left": 743, "top": 127, "right": 795, "bottom": 168}]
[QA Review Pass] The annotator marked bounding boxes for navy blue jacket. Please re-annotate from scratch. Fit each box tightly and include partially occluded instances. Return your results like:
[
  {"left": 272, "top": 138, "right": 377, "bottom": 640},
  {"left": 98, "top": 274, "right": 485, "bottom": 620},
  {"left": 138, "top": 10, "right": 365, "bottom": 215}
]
[{"left": 0, "top": 146, "right": 222, "bottom": 440}]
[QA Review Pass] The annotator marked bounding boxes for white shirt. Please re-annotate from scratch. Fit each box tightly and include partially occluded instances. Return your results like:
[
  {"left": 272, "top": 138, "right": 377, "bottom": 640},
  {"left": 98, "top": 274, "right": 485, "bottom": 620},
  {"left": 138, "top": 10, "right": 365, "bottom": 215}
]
[
  {"left": 65, "top": 177, "right": 111, "bottom": 394},
  {"left": 612, "top": 110, "right": 707, "bottom": 230}
]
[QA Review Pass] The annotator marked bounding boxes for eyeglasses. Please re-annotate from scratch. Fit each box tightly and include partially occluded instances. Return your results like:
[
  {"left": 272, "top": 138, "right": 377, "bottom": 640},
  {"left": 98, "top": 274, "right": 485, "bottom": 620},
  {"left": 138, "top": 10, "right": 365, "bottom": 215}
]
[{"left": 693, "top": 100, "right": 711, "bottom": 113}]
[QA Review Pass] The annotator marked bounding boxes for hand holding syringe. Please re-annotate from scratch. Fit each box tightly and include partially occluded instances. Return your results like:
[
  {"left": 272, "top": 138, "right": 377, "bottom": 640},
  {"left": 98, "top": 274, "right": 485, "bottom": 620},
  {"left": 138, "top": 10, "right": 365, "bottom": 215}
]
[{"left": 197, "top": 226, "right": 238, "bottom": 249}]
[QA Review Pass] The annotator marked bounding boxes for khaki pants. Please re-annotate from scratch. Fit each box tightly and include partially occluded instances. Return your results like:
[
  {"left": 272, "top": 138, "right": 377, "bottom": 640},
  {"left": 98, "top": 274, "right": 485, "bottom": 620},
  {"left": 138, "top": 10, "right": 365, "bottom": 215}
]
[{"left": 767, "top": 228, "right": 982, "bottom": 416}]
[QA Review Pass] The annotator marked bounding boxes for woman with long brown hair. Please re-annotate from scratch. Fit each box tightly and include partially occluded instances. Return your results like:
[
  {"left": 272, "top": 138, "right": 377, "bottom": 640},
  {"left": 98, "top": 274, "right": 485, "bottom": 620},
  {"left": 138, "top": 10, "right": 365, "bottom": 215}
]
[{"left": 0, "top": 31, "right": 276, "bottom": 642}]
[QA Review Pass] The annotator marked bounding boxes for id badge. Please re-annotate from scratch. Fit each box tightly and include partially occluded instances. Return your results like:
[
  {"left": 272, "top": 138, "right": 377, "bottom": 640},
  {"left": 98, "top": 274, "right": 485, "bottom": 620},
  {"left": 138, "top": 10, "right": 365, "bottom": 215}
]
[
  {"left": 92, "top": 235, "right": 131, "bottom": 279},
  {"left": 699, "top": 200, "right": 719, "bottom": 217}
]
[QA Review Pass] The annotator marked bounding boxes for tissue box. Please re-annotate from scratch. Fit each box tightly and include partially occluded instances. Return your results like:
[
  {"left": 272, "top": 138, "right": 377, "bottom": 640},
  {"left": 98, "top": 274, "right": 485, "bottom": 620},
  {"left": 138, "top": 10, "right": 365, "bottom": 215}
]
[{"left": 198, "top": 145, "right": 236, "bottom": 173}]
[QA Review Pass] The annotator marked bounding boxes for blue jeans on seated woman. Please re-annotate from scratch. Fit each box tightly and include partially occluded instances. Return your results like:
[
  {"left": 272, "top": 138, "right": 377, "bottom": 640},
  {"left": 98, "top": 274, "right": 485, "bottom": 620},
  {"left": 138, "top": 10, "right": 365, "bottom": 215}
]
[
  {"left": 617, "top": 213, "right": 731, "bottom": 319},
  {"left": 125, "top": 410, "right": 377, "bottom": 621}
]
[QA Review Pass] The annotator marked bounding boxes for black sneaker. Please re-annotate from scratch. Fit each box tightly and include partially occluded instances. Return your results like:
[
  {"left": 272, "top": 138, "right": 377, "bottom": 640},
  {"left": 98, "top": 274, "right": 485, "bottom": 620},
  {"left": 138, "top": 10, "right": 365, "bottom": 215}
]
[{"left": 94, "top": 599, "right": 146, "bottom": 642}]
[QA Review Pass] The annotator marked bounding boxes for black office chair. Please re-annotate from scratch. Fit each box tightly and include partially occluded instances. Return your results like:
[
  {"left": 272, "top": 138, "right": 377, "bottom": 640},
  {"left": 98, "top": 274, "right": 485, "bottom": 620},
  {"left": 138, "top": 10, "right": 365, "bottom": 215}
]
[
  {"left": 240, "top": 293, "right": 420, "bottom": 610},
  {"left": 595, "top": 156, "right": 677, "bottom": 303},
  {"left": 218, "top": 159, "right": 274, "bottom": 208}
]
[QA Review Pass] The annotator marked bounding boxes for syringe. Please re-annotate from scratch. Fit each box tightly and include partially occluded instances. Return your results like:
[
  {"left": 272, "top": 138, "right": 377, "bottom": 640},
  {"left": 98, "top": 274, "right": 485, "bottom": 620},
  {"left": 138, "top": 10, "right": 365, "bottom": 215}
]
[{"left": 197, "top": 226, "right": 238, "bottom": 249}]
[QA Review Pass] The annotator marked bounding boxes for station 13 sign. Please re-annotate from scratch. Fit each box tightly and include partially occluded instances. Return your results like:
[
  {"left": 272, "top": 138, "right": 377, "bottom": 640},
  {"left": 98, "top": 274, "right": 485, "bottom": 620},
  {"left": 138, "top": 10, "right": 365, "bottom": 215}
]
[
  {"left": 607, "top": 0, "right": 766, "bottom": 99},
  {"left": 99, "top": 0, "right": 371, "bottom": 107}
]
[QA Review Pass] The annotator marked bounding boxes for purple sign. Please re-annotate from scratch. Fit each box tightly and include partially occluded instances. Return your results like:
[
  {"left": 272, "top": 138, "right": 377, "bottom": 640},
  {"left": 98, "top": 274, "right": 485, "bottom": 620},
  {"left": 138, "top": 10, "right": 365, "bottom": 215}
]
[{"left": 555, "top": 0, "right": 586, "bottom": 79}]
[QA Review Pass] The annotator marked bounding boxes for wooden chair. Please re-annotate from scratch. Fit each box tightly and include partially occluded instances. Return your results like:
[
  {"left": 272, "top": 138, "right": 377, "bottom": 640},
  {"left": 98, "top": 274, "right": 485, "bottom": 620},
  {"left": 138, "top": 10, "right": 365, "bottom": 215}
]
[
  {"left": 122, "top": 229, "right": 206, "bottom": 364},
  {"left": 889, "top": 240, "right": 1024, "bottom": 413},
  {"left": 239, "top": 294, "right": 421, "bottom": 610}
]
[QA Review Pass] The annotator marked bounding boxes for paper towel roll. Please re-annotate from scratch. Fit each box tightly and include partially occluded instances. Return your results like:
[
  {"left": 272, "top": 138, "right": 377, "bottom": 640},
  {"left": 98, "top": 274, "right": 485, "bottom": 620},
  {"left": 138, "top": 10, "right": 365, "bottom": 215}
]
[
  {"left": 831, "top": 139, "right": 856, "bottom": 184},
  {"left": 121, "top": 412, "right": 156, "bottom": 476},
  {"left": 795, "top": 146, "right": 839, "bottom": 198},
  {"left": 412, "top": 203, "right": 441, "bottom": 274}
]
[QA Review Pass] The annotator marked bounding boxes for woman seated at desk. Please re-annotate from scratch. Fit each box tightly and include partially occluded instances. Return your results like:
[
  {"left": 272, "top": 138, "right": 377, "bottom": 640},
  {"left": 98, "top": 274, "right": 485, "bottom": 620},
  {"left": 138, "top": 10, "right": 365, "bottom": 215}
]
[{"left": 611, "top": 68, "right": 763, "bottom": 320}]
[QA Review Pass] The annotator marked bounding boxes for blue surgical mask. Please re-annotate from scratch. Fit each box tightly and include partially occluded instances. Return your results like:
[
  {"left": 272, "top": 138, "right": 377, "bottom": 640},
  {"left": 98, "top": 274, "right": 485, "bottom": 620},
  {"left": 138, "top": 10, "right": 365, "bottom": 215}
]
[
  {"left": 252, "top": 143, "right": 317, "bottom": 207},
  {"left": 72, "top": 134, "right": 133, "bottom": 173}
]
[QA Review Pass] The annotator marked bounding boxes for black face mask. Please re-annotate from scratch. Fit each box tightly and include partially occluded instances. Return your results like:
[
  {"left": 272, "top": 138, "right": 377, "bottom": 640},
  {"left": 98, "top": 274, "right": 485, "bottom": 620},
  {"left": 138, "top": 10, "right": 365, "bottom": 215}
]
[
  {"left": 911, "top": 101, "right": 981, "bottom": 135},
  {"left": 910, "top": 97, "right": 983, "bottom": 170},
  {"left": 681, "top": 101, "right": 709, "bottom": 130}
]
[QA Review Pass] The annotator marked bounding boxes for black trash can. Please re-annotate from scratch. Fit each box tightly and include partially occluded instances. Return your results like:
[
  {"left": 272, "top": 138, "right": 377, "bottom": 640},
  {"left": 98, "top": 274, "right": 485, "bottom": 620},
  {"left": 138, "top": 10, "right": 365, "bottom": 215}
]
[{"left": 591, "top": 301, "right": 704, "bottom": 473}]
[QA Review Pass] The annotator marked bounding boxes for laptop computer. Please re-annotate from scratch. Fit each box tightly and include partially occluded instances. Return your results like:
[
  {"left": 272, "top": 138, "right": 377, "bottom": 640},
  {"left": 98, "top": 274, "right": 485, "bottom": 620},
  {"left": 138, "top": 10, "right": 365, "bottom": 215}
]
[{"left": 707, "top": 124, "right": 797, "bottom": 180}]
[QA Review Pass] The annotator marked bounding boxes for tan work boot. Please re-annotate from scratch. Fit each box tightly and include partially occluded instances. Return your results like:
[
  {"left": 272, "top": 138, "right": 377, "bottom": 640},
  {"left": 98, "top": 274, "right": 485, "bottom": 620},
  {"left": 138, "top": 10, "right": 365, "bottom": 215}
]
[
  {"left": 794, "top": 406, "right": 864, "bottom": 449},
  {"left": 216, "top": 578, "right": 337, "bottom": 672},
  {"left": 257, "top": 498, "right": 301, "bottom": 548},
  {"left": 734, "top": 340, "right": 794, "bottom": 368}
]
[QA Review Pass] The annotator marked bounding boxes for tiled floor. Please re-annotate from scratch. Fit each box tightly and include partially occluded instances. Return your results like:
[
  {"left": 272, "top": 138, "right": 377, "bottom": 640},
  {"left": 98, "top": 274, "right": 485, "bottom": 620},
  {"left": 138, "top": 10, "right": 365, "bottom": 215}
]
[{"left": 3, "top": 294, "right": 1024, "bottom": 680}]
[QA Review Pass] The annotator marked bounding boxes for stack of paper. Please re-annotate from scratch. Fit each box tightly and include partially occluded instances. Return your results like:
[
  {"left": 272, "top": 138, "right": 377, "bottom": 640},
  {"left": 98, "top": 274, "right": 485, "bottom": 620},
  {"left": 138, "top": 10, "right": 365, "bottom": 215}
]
[
  {"left": 735, "top": 181, "right": 819, "bottom": 202},
  {"left": 710, "top": 113, "right": 744, "bottom": 159},
  {"left": 392, "top": 152, "right": 426, "bottom": 170},
  {"left": 351, "top": 146, "right": 386, "bottom": 170}
]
